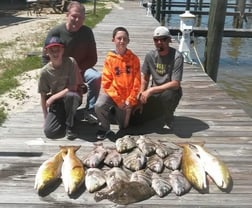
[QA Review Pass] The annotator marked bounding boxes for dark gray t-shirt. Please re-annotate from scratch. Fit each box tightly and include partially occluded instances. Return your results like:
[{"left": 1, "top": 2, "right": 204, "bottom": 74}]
[{"left": 141, "top": 47, "right": 183, "bottom": 86}]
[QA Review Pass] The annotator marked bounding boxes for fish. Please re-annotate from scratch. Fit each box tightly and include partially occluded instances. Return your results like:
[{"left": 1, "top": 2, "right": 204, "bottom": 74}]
[
  {"left": 155, "top": 142, "right": 175, "bottom": 158},
  {"left": 115, "top": 135, "right": 136, "bottom": 153},
  {"left": 189, "top": 143, "right": 232, "bottom": 190},
  {"left": 123, "top": 148, "right": 147, "bottom": 171},
  {"left": 130, "top": 169, "right": 152, "bottom": 187},
  {"left": 85, "top": 168, "right": 106, "bottom": 193},
  {"left": 34, "top": 148, "right": 64, "bottom": 193},
  {"left": 151, "top": 173, "right": 172, "bottom": 197},
  {"left": 136, "top": 135, "right": 156, "bottom": 156},
  {"left": 82, "top": 143, "right": 107, "bottom": 168},
  {"left": 60, "top": 145, "right": 85, "bottom": 195},
  {"left": 146, "top": 154, "right": 164, "bottom": 173},
  {"left": 105, "top": 167, "right": 129, "bottom": 189},
  {"left": 179, "top": 143, "right": 207, "bottom": 192},
  {"left": 168, "top": 170, "right": 192, "bottom": 196},
  {"left": 94, "top": 180, "right": 155, "bottom": 205},
  {"left": 103, "top": 148, "right": 122, "bottom": 167},
  {"left": 163, "top": 149, "right": 183, "bottom": 170}
]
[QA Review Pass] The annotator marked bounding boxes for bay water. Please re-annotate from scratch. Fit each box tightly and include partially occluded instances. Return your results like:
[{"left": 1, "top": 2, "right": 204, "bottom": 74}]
[{"left": 164, "top": 1, "right": 252, "bottom": 118}]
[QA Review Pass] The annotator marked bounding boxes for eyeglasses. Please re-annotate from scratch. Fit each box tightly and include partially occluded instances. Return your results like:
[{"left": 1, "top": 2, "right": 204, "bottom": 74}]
[{"left": 153, "top": 37, "right": 168, "bottom": 42}]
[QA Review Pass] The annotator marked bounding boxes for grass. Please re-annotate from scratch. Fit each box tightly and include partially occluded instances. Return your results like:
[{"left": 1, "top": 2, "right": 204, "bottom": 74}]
[{"left": 0, "top": 0, "right": 117, "bottom": 125}]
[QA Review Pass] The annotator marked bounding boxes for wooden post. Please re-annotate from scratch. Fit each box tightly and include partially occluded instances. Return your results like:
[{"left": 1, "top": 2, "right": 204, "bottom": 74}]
[
  {"left": 156, "top": 0, "right": 161, "bottom": 22},
  {"left": 204, "top": 0, "right": 227, "bottom": 82},
  {"left": 233, "top": 0, "right": 246, "bottom": 28}
]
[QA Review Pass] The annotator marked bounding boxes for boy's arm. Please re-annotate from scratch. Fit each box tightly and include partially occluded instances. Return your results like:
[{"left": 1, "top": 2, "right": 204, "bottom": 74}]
[{"left": 40, "top": 93, "right": 48, "bottom": 120}]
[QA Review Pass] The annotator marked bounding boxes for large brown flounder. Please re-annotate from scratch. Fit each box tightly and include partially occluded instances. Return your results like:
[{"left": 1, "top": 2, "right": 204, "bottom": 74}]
[
  {"left": 94, "top": 180, "right": 155, "bottom": 205},
  {"left": 190, "top": 143, "right": 232, "bottom": 190},
  {"left": 82, "top": 143, "right": 107, "bottom": 168},
  {"left": 60, "top": 145, "right": 85, "bottom": 195},
  {"left": 179, "top": 143, "right": 207, "bottom": 192},
  {"left": 34, "top": 148, "right": 64, "bottom": 193}
]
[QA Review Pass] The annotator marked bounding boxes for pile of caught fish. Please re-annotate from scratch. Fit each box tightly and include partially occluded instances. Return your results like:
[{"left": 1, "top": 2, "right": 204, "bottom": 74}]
[{"left": 34, "top": 135, "right": 232, "bottom": 205}]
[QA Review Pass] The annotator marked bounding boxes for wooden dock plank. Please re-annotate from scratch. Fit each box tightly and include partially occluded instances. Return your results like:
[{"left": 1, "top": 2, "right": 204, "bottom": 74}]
[{"left": 0, "top": 0, "right": 252, "bottom": 207}]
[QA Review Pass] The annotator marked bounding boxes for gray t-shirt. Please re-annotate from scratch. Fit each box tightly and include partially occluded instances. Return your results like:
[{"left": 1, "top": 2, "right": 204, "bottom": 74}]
[
  {"left": 38, "top": 57, "right": 77, "bottom": 95},
  {"left": 141, "top": 47, "right": 183, "bottom": 86}
]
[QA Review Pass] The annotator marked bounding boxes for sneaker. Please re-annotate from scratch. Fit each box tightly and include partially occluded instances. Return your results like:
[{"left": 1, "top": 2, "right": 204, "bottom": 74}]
[
  {"left": 66, "top": 127, "right": 77, "bottom": 140},
  {"left": 85, "top": 109, "right": 99, "bottom": 124},
  {"left": 164, "top": 115, "right": 174, "bottom": 130},
  {"left": 96, "top": 130, "right": 114, "bottom": 140}
]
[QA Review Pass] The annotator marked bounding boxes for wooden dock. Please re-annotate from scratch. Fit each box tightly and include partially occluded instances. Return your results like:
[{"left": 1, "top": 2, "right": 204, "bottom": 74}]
[{"left": 0, "top": 0, "right": 252, "bottom": 207}]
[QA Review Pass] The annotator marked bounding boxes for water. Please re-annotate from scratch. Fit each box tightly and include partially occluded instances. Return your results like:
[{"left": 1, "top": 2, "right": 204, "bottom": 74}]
[{"left": 164, "top": 1, "right": 252, "bottom": 118}]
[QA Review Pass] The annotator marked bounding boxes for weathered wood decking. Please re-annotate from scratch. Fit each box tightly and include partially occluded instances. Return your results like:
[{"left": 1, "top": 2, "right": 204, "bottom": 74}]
[{"left": 0, "top": 0, "right": 252, "bottom": 207}]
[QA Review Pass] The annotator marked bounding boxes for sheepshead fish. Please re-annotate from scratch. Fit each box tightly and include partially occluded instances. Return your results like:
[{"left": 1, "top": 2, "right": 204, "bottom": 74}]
[
  {"left": 115, "top": 135, "right": 136, "bottom": 153},
  {"left": 130, "top": 170, "right": 152, "bottom": 186},
  {"left": 34, "top": 149, "right": 64, "bottom": 193},
  {"left": 168, "top": 170, "right": 192, "bottom": 196},
  {"left": 155, "top": 142, "right": 174, "bottom": 158},
  {"left": 136, "top": 135, "right": 156, "bottom": 156},
  {"left": 85, "top": 168, "right": 106, "bottom": 193},
  {"left": 94, "top": 180, "right": 155, "bottom": 205},
  {"left": 151, "top": 173, "right": 172, "bottom": 197},
  {"left": 103, "top": 148, "right": 122, "bottom": 167},
  {"left": 105, "top": 167, "right": 129, "bottom": 189},
  {"left": 82, "top": 143, "right": 107, "bottom": 168},
  {"left": 147, "top": 154, "right": 164, "bottom": 173},
  {"left": 123, "top": 148, "right": 147, "bottom": 171},
  {"left": 60, "top": 145, "right": 85, "bottom": 195},
  {"left": 190, "top": 144, "right": 232, "bottom": 190},
  {"left": 163, "top": 149, "right": 183, "bottom": 170},
  {"left": 179, "top": 143, "right": 207, "bottom": 192}
]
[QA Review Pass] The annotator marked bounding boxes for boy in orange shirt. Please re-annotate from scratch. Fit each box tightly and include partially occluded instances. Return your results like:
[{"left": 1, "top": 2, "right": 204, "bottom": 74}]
[{"left": 95, "top": 27, "right": 141, "bottom": 140}]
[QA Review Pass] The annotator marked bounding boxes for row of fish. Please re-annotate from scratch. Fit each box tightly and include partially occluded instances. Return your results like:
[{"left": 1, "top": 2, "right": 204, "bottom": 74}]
[{"left": 34, "top": 135, "right": 232, "bottom": 204}]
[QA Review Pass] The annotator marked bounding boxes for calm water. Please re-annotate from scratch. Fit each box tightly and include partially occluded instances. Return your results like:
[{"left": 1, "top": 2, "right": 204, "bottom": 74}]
[{"left": 165, "top": 1, "right": 252, "bottom": 118}]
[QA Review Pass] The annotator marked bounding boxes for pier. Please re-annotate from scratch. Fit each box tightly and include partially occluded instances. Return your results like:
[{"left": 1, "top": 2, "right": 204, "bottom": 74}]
[{"left": 0, "top": 0, "right": 252, "bottom": 207}]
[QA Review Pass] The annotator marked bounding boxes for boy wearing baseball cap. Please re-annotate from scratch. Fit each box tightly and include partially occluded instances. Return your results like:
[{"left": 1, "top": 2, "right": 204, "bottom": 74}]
[{"left": 38, "top": 36, "right": 84, "bottom": 140}]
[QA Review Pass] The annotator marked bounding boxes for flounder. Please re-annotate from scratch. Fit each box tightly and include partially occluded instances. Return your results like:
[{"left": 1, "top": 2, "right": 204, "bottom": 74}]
[
  {"left": 136, "top": 135, "right": 156, "bottom": 156},
  {"left": 123, "top": 148, "right": 147, "bottom": 171},
  {"left": 115, "top": 135, "right": 136, "bottom": 153},
  {"left": 151, "top": 173, "right": 172, "bottom": 197},
  {"left": 155, "top": 142, "right": 174, "bottom": 158},
  {"left": 168, "top": 170, "right": 192, "bottom": 196},
  {"left": 82, "top": 143, "right": 107, "bottom": 168},
  {"left": 147, "top": 154, "right": 164, "bottom": 173},
  {"left": 85, "top": 168, "right": 106, "bottom": 193},
  {"left": 130, "top": 169, "right": 152, "bottom": 186},
  {"left": 94, "top": 180, "right": 155, "bottom": 205},
  {"left": 163, "top": 149, "right": 183, "bottom": 170},
  {"left": 103, "top": 148, "right": 122, "bottom": 167},
  {"left": 105, "top": 167, "right": 129, "bottom": 189}
]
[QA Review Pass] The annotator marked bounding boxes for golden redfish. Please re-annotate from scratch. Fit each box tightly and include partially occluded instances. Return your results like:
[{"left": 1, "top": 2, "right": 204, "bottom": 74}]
[
  {"left": 179, "top": 143, "right": 207, "bottom": 192},
  {"left": 34, "top": 149, "right": 64, "bottom": 193},
  {"left": 190, "top": 144, "right": 232, "bottom": 190},
  {"left": 60, "top": 145, "right": 85, "bottom": 195}
]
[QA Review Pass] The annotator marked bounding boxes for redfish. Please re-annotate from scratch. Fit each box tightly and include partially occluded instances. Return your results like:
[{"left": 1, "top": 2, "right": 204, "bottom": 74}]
[
  {"left": 60, "top": 145, "right": 85, "bottom": 195},
  {"left": 34, "top": 149, "right": 64, "bottom": 193}
]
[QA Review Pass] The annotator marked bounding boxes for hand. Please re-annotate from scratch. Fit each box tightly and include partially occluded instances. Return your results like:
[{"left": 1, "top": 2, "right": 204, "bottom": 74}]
[{"left": 140, "top": 90, "right": 151, "bottom": 104}]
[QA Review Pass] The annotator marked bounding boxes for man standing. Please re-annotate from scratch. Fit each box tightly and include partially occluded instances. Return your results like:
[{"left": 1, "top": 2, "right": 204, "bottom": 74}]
[
  {"left": 42, "top": 1, "right": 100, "bottom": 124},
  {"left": 134, "top": 26, "right": 183, "bottom": 129}
]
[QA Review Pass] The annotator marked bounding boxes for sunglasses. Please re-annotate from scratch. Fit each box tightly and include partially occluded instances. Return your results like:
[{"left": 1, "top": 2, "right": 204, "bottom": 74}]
[{"left": 153, "top": 37, "right": 168, "bottom": 42}]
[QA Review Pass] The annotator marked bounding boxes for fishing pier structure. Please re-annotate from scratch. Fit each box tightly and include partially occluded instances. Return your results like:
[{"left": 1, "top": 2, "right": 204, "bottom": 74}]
[{"left": 0, "top": 0, "right": 252, "bottom": 207}]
